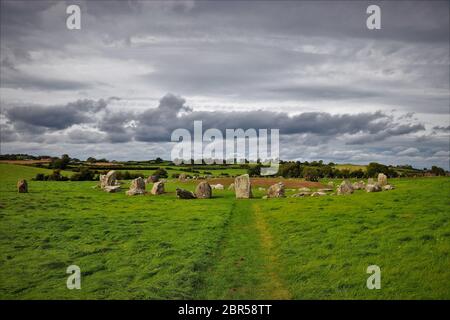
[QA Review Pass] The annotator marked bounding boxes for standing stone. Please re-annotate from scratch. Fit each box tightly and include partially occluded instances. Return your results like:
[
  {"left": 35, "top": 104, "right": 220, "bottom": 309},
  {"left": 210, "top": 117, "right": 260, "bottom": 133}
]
[
  {"left": 176, "top": 188, "right": 196, "bottom": 199},
  {"left": 311, "top": 191, "right": 327, "bottom": 197},
  {"left": 178, "top": 173, "right": 187, "bottom": 181},
  {"left": 368, "top": 178, "right": 374, "bottom": 185},
  {"left": 267, "top": 182, "right": 285, "bottom": 198},
  {"left": 228, "top": 183, "right": 235, "bottom": 191},
  {"left": 151, "top": 181, "right": 165, "bottom": 195},
  {"left": 103, "top": 186, "right": 121, "bottom": 193},
  {"left": 234, "top": 174, "right": 253, "bottom": 199},
  {"left": 336, "top": 180, "right": 354, "bottom": 195},
  {"left": 100, "top": 170, "right": 118, "bottom": 189},
  {"left": 366, "top": 184, "right": 382, "bottom": 192},
  {"left": 211, "top": 184, "right": 224, "bottom": 190},
  {"left": 17, "top": 179, "right": 28, "bottom": 193},
  {"left": 126, "top": 177, "right": 146, "bottom": 195},
  {"left": 195, "top": 181, "right": 212, "bottom": 199},
  {"left": 352, "top": 181, "right": 366, "bottom": 190},
  {"left": 378, "top": 173, "right": 388, "bottom": 187}
]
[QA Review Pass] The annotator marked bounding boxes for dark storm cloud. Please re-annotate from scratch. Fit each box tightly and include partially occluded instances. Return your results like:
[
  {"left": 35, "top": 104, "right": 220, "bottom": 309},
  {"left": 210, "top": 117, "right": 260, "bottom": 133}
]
[
  {"left": 433, "top": 125, "right": 450, "bottom": 133},
  {"left": 346, "top": 123, "right": 425, "bottom": 145},
  {"left": 1, "top": 94, "right": 426, "bottom": 145},
  {"left": 4, "top": 99, "right": 107, "bottom": 131}
]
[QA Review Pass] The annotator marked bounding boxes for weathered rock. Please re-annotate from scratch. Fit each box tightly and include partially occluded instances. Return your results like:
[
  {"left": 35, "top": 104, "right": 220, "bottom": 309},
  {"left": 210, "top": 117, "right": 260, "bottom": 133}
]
[
  {"left": 365, "top": 184, "right": 382, "bottom": 192},
  {"left": 151, "top": 181, "right": 165, "bottom": 195},
  {"left": 195, "top": 181, "right": 212, "bottom": 198},
  {"left": 178, "top": 173, "right": 187, "bottom": 181},
  {"left": 299, "top": 187, "right": 311, "bottom": 192},
  {"left": 337, "top": 180, "right": 354, "bottom": 195},
  {"left": 146, "top": 175, "right": 159, "bottom": 184},
  {"left": 368, "top": 178, "right": 374, "bottom": 185},
  {"left": 267, "top": 182, "right": 285, "bottom": 198},
  {"left": 126, "top": 177, "right": 146, "bottom": 195},
  {"left": 17, "top": 179, "right": 28, "bottom": 193},
  {"left": 176, "top": 188, "right": 196, "bottom": 199},
  {"left": 104, "top": 185, "right": 121, "bottom": 193},
  {"left": 100, "top": 170, "right": 118, "bottom": 189},
  {"left": 352, "top": 181, "right": 366, "bottom": 190},
  {"left": 234, "top": 174, "right": 253, "bottom": 199},
  {"left": 311, "top": 191, "right": 327, "bottom": 197},
  {"left": 378, "top": 173, "right": 388, "bottom": 187},
  {"left": 228, "top": 183, "right": 235, "bottom": 191},
  {"left": 291, "top": 192, "right": 311, "bottom": 197},
  {"left": 382, "top": 184, "right": 395, "bottom": 191},
  {"left": 211, "top": 184, "right": 224, "bottom": 190}
]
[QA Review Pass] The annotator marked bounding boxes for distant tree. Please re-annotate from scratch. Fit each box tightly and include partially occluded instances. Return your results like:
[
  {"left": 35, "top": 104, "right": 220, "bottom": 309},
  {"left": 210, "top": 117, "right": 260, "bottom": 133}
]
[
  {"left": 351, "top": 169, "right": 365, "bottom": 179},
  {"left": 303, "top": 167, "right": 320, "bottom": 182},
  {"left": 50, "top": 154, "right": 70, "bottom": 169},
  {"left": 70, "top": 168, "right": 95, "bottom": 181},
  {"left": 366, "top": 162, "right": 387, "bottom": 177},
  {"left": 247, "top": 164, "right": 262, "bottom": 177},
  {"left": 86, "top": 157, "right": 97, "bottom": 163},
  {"left": 155, "top": 157, "right": 163, "bottom": 164},
  {"left": 279, "top": 162, "right": 301, "bottom": 178},
  {"left": 153, "top": 168, "right": 168, "bottom": 179},
  {"left": 431, "top": 166, "right": 445, "bottom": 176}
]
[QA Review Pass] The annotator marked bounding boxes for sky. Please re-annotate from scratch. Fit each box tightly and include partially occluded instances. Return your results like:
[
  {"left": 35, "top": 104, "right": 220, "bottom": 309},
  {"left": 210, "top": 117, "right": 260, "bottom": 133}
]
[{"left": 0, "top": 0, "right": 449, "bottom": 169}]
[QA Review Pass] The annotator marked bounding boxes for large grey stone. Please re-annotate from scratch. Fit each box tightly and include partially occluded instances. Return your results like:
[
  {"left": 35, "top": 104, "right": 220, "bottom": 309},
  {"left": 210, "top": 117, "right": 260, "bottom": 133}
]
[
  {"left": 352, "top": 181, "right": 366, "bottom": 190},
  {"left": 100, "top": 170, "right": 118, "bottom": 189},
  {"left": 337, "top": 180, "right": 354, "bottom": 195},
  {"left": 126, "top": 177, "right": 146, "bottom": 195},
  {"left": 267, "top": 182, "right": 285, "bottom": 198},
  {"left": 17, "top": 179, "right": 28, "bottom": 193},
  {"left": 378, "top": 173, "right": 388, "bottom": 187},
  {"left": 234, "top": 174, "right": 253, "bottom": 199},
  {"left": 151, "top": 181, "right": 165, "bottom": 195},
  {"left": 176, "top": 188, "right": 196, "bottom": 199},
  {"left": 366, "top": 184, "right": 382, "bottom": 192},
  {"left": 195, "top": 181, "right": 212, "bottom": 199},
  {"left": 104, "top": 185, "right": 121, "bottom": 193}
]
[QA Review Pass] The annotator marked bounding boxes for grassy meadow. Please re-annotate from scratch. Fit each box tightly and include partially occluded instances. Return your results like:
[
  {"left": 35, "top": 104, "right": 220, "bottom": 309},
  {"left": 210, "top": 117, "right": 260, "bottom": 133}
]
[{"left": 0, "top": 163, "right": 449, "bottom": 299}]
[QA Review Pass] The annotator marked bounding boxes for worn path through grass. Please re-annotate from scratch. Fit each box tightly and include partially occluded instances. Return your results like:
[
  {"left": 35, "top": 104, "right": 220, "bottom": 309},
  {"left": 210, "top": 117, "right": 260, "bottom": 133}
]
[{"left": 197, "top": 201, "right": 291, "bottom": 299}]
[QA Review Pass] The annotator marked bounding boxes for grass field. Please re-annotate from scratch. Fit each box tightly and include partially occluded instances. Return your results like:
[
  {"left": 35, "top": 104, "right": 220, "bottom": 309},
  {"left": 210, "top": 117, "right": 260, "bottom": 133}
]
[{"left": 0, "top": 163, "right": 449, "bottom": 299}]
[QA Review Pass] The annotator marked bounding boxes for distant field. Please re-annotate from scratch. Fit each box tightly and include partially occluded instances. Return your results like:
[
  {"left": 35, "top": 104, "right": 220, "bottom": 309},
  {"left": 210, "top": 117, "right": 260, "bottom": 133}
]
[
  {"left": 334, "top": 164, "right": 367, "bottom": 171},
  {"left": 0, "top": 164, "right": 449, "bottom": 299}
]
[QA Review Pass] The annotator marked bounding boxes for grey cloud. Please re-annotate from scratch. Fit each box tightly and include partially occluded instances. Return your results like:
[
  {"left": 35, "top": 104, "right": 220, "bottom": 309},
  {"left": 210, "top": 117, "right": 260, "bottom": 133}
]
[
  {"left": 4, "top": 99, "right": 107, "bottom": 131},
  {"left": 3, "top": 94, "right": 427, "bottom": 145},
  {"left": 346, "top": 123, "right": 425, "bottom": 145},
  {"left": 433, "top": 125, "right": 450, "bottom": 132}
]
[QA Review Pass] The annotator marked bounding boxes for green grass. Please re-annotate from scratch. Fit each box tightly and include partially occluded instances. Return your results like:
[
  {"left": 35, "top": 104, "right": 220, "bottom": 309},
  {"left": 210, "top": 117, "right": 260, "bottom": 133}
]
[{"left": 0, "top": 164, "right": 449, "bottom": 299}]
